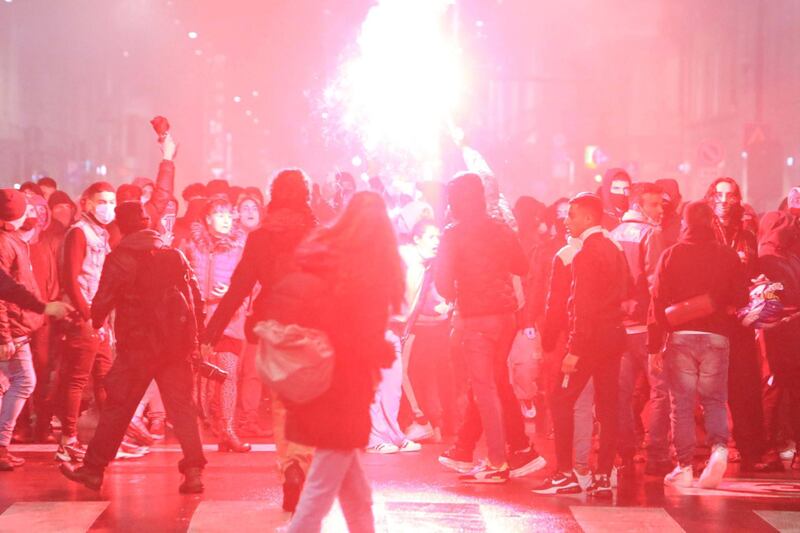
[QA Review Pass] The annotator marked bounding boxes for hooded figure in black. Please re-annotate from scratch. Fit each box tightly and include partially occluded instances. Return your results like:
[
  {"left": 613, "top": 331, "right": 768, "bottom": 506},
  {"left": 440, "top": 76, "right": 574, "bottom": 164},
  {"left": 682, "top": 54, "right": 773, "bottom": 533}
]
[
  {"left": 758, "top": 211, "right": 800, "bottom": 469},
  {"left": 60, "top": 201, "right": 207, "bottom": 494},
  {"left": 598, "top": 168, "right": 632, "bottom": 230}
]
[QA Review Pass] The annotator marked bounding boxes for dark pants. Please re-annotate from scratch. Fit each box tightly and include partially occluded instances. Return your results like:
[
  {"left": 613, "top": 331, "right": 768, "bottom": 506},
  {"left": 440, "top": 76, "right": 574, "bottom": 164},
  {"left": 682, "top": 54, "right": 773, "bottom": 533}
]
[
  {"left": 58, "top": 322, "right": 113, "bottom": 438},
  {"left": 727, "top": 326, "right": 765, "bottom": 462},
  {"left": 84, "top": 348, "right": 206, "bottom": 473},
  {"left": 453, "top": 314, "right": 529, "bottom": 464},
  {"left": 551, "top": 350, "right": 622, "bottom": 476}
]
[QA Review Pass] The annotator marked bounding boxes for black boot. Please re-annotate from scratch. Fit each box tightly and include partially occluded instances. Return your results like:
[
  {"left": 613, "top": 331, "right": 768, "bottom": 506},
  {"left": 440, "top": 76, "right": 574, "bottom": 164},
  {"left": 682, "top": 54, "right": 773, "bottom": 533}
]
[
  {"left": 282, "top": 461, "right": 305, "bottom": 512},
  {"left": 60, "top": 463, "right": 103, "bottom": 491},
  {"left": 218, "top": 423, "right": 251, "bottom": 453},
  {"left": 179, "top": 467, "right": 204, "bottom": 494}
]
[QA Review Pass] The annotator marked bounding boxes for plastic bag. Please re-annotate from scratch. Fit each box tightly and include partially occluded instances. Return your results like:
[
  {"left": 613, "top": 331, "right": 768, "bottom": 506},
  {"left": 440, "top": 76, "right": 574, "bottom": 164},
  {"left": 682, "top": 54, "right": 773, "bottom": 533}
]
[
  {"left": 738, "top": 275, "right": 797, "bottom": 329},
  {"left": 507, "top": 330, "right": 542, "bottom": 401},
  {"left": 253, "top": 319, "right": 335, "bottom": 404}
]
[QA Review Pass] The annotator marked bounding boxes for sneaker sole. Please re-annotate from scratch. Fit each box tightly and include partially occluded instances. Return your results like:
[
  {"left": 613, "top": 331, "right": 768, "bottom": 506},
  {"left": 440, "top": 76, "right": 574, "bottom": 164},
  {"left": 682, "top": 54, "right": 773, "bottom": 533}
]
[
  {"left": 532, "top": 484, "right": 582, "bottom": 495},
  {"left": 588, "top": 488, "right": 613, "bottom": 498},
  {"left": 510, "top": 456, "right": 548, "bottom": 478},
  {"left": 459, "top": 477, "right": 509, "bottom": 484},
  {"left": 438, "top": 456, "right": 474, "bottom": 473}
]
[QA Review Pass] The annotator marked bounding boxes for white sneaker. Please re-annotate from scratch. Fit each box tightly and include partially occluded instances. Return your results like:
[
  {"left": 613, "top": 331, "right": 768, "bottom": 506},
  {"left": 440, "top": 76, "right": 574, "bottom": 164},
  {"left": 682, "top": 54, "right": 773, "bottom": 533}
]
[
  {"left": 404, "top": 421, "right": 435, "bottom": 442},
  {"left": 779, "top": 444, "right": 795, "bottom": 461},
  {"left": 366, "top": 443, "right": 399, "bottom": 454},
  {"left": 699, "top": 445, "right": 728, "bottom": 489},
  {"left": 575, "top": 469, "right": 593, "bottom": 490},
  {"left": 398, "top": 440, "right": 422, "bottom": 453},
  {"left": 664, "top": 465, "right": 693, "bottom": 488}
]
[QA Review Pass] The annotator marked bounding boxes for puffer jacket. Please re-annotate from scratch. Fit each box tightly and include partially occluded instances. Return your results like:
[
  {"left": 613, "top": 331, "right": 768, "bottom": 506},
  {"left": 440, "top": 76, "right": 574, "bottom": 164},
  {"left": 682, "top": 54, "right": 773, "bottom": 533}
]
[
  {"left": 180, "top": 222, "right": 247, "bottom": 341},
  {"left": 0, "top": 229, "right": 44, "bottom": 342},
  {"left": 202, "top": 206, "right": 318, "bottom": 345}
]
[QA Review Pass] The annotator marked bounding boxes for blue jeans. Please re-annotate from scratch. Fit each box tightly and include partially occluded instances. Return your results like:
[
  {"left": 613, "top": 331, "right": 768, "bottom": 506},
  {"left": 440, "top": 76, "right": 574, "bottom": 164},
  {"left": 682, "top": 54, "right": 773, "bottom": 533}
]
[
  {"left": 665, "top": 332, "right": 730, "bottom": 466},
  {"left": 618, "top": 331, "right": 670, "bottom": 462},
  {"left": 0, "top": 343, "right": 36, "bottom": 447},
  {"left": 289, "top": 449, "right": 374, "bottom": 533},
  {"left": 459, "top": 313, "right": 518, "bottom": 466}
]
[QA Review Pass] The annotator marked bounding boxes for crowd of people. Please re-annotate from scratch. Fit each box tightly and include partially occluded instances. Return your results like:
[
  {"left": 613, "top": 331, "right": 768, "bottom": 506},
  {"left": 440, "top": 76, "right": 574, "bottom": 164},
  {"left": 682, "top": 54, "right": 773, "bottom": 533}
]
[{"left": 1, "top": 124, "right": 800, "bottom": 532}]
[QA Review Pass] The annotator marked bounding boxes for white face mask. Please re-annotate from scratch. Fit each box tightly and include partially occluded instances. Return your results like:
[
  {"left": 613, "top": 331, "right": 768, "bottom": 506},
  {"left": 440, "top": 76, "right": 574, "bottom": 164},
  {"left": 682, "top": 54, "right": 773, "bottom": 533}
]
[{"left": 94, "top": 204, "right": 116, "bottom": 225}]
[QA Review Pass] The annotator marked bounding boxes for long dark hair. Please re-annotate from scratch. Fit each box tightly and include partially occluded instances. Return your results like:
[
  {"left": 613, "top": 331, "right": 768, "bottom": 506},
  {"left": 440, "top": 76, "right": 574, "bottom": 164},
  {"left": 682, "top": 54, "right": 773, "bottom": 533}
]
[{"left": 313, "top": 191, "right": 404, "bottom": 312}]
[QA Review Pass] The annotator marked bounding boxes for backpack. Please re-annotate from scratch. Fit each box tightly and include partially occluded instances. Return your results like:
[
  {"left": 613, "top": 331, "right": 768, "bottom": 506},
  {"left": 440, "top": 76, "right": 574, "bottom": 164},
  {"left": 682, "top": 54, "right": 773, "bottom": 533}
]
[{"left": 138, "top": 248, "right": 199, "bottom": 358}]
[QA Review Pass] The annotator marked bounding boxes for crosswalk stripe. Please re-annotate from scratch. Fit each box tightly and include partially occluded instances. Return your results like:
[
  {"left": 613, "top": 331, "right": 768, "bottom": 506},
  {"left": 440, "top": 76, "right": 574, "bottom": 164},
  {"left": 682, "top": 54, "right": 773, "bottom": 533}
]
[
  {"left": 570, "top": 506, "right": 685, "bottom": 533},
  {"left": 9, "top": 443, "right": 277, "bottom": 453},
  {"left": 188, "top": 501, "right": 290, "bottom": 532},
  {"left": 0, "top": 502, "right": 109, "bottom": 533},
  {"left": 754, "top": 511, "right": 800, "bottom": 532}
]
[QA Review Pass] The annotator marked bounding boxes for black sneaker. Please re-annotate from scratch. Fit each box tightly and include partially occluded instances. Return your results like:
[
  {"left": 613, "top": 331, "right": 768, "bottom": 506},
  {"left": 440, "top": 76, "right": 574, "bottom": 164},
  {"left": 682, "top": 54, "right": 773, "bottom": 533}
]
[
  {"left": 458, "top": 462, "right": 510, "bottom": 484},
  {"left": 587, "top": 474, "right": 613, "bottom": 498},
  {"left": 509, "top": 446, "right": 547, "bottom": 478},
  {"left": 438, "top": 446, "right": 474, "bottom": 473},
  {"left": 532, "top": 472, "right": 582, "bottom": 495}
]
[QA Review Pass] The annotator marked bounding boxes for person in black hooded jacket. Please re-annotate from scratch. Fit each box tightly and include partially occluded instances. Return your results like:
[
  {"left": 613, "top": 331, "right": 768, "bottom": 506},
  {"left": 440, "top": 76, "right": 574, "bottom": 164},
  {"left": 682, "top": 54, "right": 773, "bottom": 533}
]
[
  {"left": 757, "top": 211, "right": 800, "bottom": 471},
  {"left": 60, "top": 202, "right": 207, "bottom": 494},
  {"left": 201, "top": 168, "right": 318, "bottom": 512}
]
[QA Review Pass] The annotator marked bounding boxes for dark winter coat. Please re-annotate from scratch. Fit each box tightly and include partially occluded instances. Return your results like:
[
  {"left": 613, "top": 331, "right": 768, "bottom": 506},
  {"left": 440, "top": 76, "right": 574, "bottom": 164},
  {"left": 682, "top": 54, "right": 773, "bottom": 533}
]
[
  {"left": 758, "top": 211, "right": 800, "bottom": 383},
  {"left": 434, "top": 215, "right": 528, "bottom": 318},
  {"left": 567, "top": 228, "right": 628, "bottom": 358},
  {"left": 91, "top": 230, "right": 203, "bottom": 355},
  {"left": 647, "top": 225, "right": 750, "bottom": 353},
  {"left": 282, "top": 241, "right": 396, "bottom": 450},
  {"left": 202, "top": 207, "right": 317, "bottom": 345}
]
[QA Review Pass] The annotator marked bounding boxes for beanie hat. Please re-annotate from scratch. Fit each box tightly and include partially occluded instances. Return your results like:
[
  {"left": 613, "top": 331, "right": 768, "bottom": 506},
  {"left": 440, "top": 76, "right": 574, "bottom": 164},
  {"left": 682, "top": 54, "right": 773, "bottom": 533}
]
[
  {"left": 48, "top": 190, "right": 76, "bottom": 211},
  {"left": 0, "top": 189, "right": 28, "bottom": 222},
  {"left": 117, "top": 184, "right": 143, "bottom": 204},
  {"left": 115, "top": 201, "right": 151, "bottom": 235}
]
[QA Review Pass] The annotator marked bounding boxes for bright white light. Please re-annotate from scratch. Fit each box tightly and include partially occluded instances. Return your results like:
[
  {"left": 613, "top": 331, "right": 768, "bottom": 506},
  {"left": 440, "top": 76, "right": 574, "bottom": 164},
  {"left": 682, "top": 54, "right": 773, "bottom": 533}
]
[
  {"left": 324, "top": 0, "right": 463, "bottom": 175},
  {"left": 252, "top": 90, "right": 259, "bottom": 97},
  {"left": 13, "top": 183, "right": 20, "bottom": 189},
  {"left": 787, "top": 156, "right": 795, "bottom": 167},
  {"left": 352, "top": 155, "right": 363, "bottom": 167},
  {"left": 233, "top": 96, "right": 242, "bottom": 103},
  {"left": 741, "top": 151, "right": 748, "bottom": 159},
  {"left": 360, "top": 172, "right": 370, "bottom": 182},
  {"left": 187, "top": 31, "right": 198, "bottom": 40},
  {"left": 245, "top": 109, "right": 253, "bottom": 117},
  {"left": 594, "top": 174, "right": 603, "bottom": 183}
]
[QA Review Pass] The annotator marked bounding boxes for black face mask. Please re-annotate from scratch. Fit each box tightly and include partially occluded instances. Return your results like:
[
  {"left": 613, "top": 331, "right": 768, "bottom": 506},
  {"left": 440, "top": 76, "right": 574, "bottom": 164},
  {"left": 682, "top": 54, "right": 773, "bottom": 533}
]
[{"left": 610, "top": 194, "right": 629, "bottom": 214}]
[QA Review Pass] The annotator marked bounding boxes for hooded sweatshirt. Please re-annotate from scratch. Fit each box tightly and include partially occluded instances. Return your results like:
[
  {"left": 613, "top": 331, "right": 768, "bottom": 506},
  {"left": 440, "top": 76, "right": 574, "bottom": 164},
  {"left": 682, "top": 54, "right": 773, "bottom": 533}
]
[
  {"left": 757, "top": 211, "right": 800, "bottom": 381},
  {"left": 647, "top": 224, "right": 749, "bottom": 353}
]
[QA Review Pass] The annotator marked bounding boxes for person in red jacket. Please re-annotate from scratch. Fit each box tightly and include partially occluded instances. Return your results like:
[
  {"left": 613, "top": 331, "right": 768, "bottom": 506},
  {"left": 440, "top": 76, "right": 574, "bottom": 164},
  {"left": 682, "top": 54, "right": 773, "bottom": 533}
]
[{"left": 0, "top": 190, "right": 45, "bottom": 470}]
